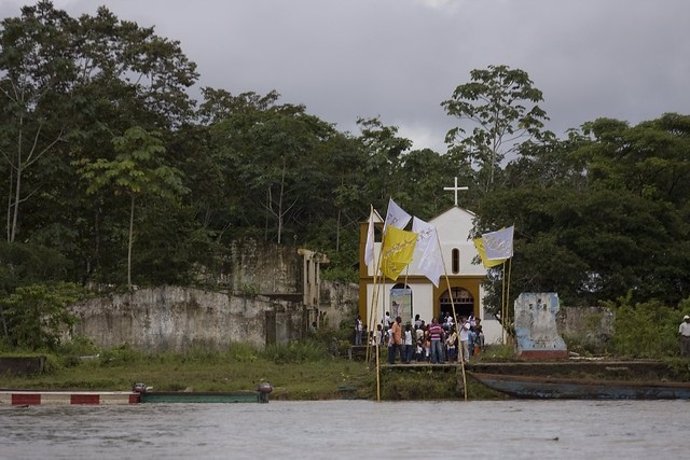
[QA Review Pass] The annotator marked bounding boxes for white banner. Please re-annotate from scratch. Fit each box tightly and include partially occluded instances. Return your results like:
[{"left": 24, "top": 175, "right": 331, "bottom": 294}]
[
  {"left": 364, "top": 205, "right": 375, "bottom": 268},
  {"left": 410, "top": 217, "right": 444, "bottom": 287},
  {"left": 384, "top": 198, "right": 411, "bottom": 230},
  {"left": 482, "top": 225, "right": 514, "bottom": 260}
]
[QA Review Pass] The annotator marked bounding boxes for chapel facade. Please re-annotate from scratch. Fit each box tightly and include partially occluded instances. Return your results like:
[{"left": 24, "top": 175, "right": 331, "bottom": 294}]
[{"left": 357, "top": 205, "right": 502, "bottom": 344}]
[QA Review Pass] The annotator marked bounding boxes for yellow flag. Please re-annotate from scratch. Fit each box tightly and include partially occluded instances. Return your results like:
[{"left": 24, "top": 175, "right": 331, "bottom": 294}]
[
  {"left": 381, "top": 226, "right": 417, "bottom": 281},
  {"left": 473, "top": 238, "right": 506, "bottom": 268}
]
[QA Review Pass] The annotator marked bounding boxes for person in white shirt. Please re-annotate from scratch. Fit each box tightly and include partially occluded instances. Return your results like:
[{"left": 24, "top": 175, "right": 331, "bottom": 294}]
[
  {"left": 383, "top": 311, "right": 391, "bottom": 329},
  {"left": 354, "top": 315, "right": 363, "bottom": 345},
  {"left": 679, "top": 315, "right": 690, "bottom": 357},
  {"left": 403, "top": 324, "right": 414, "bottom": 363},
  {"left": 459, "top": 319, "right": 470, "bottom": 363}
]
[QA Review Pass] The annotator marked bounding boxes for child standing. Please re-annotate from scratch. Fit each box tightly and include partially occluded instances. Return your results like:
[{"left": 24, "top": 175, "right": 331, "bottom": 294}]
[{"left": 403, "top": 324, "right": 414, "bottom": 363}]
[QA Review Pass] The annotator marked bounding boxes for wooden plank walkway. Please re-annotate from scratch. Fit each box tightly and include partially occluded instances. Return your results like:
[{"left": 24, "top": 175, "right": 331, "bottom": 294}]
[{"left": 382, "top": 362, "right": 465, "bottom": 369}]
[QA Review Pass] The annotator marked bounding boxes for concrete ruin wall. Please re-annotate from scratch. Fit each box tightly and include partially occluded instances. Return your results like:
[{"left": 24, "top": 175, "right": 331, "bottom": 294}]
[
  {"left": 514, "top": 292, "right": 568, "bottom": 359},
  {"left": 67, "top": 238, "right": 366, "bottom": 351},
  {"left": 70, "top": 286, "right": 303, "bottom": 351},
  {"left": 318, "top": 280, "right": 359, "bottom": 329},
  {"left": 68, "top": 279, "right": 359, "bottom": 353},
  {"left": 513, "top": 293, "right": 615, "bottom": 356},
  {"left": 557, "top": 306, "right": 615, "bottom": 353},
  {"left": 195, "top": 238, "right": 302, "bottom": 295}
]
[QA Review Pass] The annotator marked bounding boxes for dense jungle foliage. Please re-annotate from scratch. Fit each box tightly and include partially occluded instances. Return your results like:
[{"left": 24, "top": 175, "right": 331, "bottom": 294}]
[{"left": 1, "top": 2, "right": 689, "bottom": 350}]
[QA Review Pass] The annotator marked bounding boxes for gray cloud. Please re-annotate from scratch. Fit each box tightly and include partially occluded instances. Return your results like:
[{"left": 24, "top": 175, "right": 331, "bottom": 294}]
[{"left": 4, "top": 0, "right": 689, "bottom": 151}]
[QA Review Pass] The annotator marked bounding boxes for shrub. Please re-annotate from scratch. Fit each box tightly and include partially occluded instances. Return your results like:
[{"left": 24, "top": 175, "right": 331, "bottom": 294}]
[
  {"left": 0, "top": 282, "right": 85, "bottom": 351},
  {"left": 260, "top": 340, "right": 329, "bottom": 364},
  {"left": 58, "top": 335, "right": 99, "bottom": 356},
  {"left": 98, "top": 344, "right": 144, "bottom": 366},
  {"left": 605, "top": 294, "right": 681, "bottom": 358},
  {"left": 227, "top": 342, "right": 259, "bottom": 363}
]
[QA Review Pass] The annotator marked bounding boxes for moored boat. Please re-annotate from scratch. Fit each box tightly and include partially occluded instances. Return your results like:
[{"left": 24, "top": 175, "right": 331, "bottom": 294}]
[
  {"left": 470, "top": 372, "right": 690, "bottom": 400},
  {"left": 138, "top": 390, "right": 265, "bottom": 403},
  {"left": 133, "top": 382, "right": 273, "bottom": 403}
]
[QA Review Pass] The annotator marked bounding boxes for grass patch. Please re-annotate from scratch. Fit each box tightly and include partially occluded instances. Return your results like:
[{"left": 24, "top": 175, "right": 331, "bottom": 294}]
[{"left": 0, "top": 343, "right": 371, "bottom": 398}]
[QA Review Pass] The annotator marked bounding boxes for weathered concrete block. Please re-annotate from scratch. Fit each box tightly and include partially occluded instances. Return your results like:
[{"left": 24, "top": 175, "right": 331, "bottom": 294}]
[
  {"left": 0, "top": 356, "right": 46, "bottom": 376},
  {"left": 69, "top": 286, "right": 301, "bottom": 351},
  {"left": 514, "top": 292, "right": 568, "bottom": 360},
  {"left": 557, "top": 306, "right": 614, "bottom": 354}
]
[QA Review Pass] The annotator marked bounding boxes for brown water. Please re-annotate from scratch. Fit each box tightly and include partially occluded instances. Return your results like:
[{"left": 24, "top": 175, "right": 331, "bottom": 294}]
[{"left": 1, "top": 400, "right": 688, "bottom": 459}]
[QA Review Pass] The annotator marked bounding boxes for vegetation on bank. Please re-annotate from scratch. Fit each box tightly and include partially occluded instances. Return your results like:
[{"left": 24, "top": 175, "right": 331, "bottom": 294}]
[
  {"left": 3, "top": 300, "right": 690, "bottom": 401},
  {"left": 0, "top": 340, "right": 518, "bottom": 400},
  {"left": 0, "top": 340, "right": 372, "bottom": 400}
]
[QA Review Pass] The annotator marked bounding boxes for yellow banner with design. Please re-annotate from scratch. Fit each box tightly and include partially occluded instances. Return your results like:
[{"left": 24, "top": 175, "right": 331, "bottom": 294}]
[{"left": 380, "top": 226, "right": 417, "bottom": 281}]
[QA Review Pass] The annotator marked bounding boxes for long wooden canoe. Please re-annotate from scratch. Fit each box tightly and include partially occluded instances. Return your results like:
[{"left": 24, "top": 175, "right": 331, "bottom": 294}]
[
  {"left": 470, "top": 372, "right": 690, "bottom": 400},
  {"left": 138, "top": 390, "right": 268, "bottom": 403}
]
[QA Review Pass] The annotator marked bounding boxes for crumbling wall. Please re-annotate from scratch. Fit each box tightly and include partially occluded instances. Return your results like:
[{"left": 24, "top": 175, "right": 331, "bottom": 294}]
[
  {"left": 195, "top": 238, "right": 302, "bottom": 295},
  {"left": 557, "top": 306, "right": 615, "bottom": 354},
  {"left": 70, "top": 286, "right": 302, "bottom": 351},
  {"left": 318, "top": 280, "right": 359, "bottom": 328},
  {"left": 514, "top": 292, "right": 568, "bottom": 359},
  {"left": 69, "top": 239, "right": 362, "bottom": 351}
]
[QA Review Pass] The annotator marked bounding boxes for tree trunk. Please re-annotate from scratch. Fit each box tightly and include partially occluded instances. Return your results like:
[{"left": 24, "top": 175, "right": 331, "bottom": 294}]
[
  {"left": 277, "top": 157, "right": 286, "bottom": 244},
  {"left": 10, "top": 117, "right": 24, "bottom": 243},
  {"left": 6, "top": 168, "right": 13, "bottom": 243},
  {"left": 11, "top": 162, "right": 22, "bottom": 243},
  {"left": 128, "top": 194, "right": 135, "bottom": 290},
  {"left": 336, "top": 208, "right": 341, "bottom": 252}
]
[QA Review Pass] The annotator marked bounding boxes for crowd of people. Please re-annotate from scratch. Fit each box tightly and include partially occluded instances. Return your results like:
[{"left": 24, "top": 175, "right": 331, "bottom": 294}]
[
  {"left": 355, "top": 311, "right": 485, "bottom": 365},
  {"left": 355, "top": 312, "right": 690, "bottom": 362}
]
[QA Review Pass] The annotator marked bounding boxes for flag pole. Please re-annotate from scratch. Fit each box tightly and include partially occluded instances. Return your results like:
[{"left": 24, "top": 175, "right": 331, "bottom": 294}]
[
  {"left": 506, "top": 257, "right": 514, "bottom": 344},
  {"left": 368, "top": 198, "right": 413, "bottom": 402},
  {"left": 435, "top": 231, "right": 468, "bottom": 401},
  {"left": 365, "top": 209, "right": 386, "bottom": 365},
  {"left": 364, "top": 206, "right": 376, "bottom": 364},
  {"left": 365, "top": 268, "right": 379, "bottom": 364},
  {"left": 368, "top": 264, "right": 383, "bottom": 401},
  {"left": 501, "top": 261, "right": 507, "bottom": 345},
  {"left": 367, "top": 226, "right": 388, "bottom": 402}
]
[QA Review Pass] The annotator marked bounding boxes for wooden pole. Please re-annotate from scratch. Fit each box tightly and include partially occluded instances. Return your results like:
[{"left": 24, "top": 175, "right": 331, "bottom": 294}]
[
  {"left": 375, "top": 337, "right": 381, "bottom": 402},
  {"left": 506, "top": 257, "right": 513, "bottom": 342},
  {"left": 500, "top": 261, "right": 507, "bottom": 345},
  {"left": 365, "top": 223, "right": 386, "bottom": 364},
  {"left": 435, "top": 231, "right": 468, "bottom": 401},
  {"left": 367, "top": 224, "right": 390, "bottom": 401}
]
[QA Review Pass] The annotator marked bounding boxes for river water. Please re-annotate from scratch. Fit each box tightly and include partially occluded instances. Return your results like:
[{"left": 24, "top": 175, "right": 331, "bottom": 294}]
[{"left": 1, "top": 400, "right": 688, "bottom": 459}]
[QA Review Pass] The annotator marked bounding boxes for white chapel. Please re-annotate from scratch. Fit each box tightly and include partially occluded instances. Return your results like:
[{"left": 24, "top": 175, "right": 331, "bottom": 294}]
[{"left": 357, "top": 182, "right": 502, "bottom": 344}]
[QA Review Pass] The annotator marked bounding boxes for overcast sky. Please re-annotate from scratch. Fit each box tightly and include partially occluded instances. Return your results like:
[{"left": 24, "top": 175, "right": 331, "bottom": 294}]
[{"left": 2, "top": 0, "right": 689, "bottom": 151}]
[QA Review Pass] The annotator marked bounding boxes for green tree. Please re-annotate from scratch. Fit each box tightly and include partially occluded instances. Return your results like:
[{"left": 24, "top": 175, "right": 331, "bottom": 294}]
[
  {"left": 479, "top": 114, "right": 690, "bottom": 309},
  {"left": 76, "top": 127, "right": 188, "bottom": 289},
  {"left": 0, "top": 1, "right": 75, "bottom": 242},
  {"left": 356, "top": 117, "right": 412, "bottom": 204},
  {"left": 0, "top": 282, "right": 84, "bottom": 351},
  {"left": 442, "top": 65, "right": 552, "bottom": 193},
  {"left": 0, "top": 1, "right": 199, "bottom": 286},
  {"left": 606, "top": 295, "right": 682, "bottom": 358},
  {"left": 65, "top": 5, "right": 198, "bottom": 282},
  {"left": 206, "top": 91, "right": 350, "bottom": 245},
  {"left": 397, "top": 147, "right": 475, "bottom": 218}
]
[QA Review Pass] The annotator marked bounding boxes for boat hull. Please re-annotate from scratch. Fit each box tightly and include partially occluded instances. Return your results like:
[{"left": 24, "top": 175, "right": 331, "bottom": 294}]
[
  {"left": 139, "top": 391, "right": 267, "bottom": 403},
  {"left": 471, "top": 373, "right": 690, "bottom": 400}
]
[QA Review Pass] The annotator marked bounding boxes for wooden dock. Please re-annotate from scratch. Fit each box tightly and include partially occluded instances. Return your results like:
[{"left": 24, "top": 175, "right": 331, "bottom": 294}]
[{"left": 382, "top": 362, "right": 463, "bottom": 369}]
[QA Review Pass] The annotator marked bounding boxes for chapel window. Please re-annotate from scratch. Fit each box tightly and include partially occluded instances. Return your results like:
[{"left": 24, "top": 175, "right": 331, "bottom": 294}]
[{"left": 451, "top": 248, "right": 460, "bottom": 274}]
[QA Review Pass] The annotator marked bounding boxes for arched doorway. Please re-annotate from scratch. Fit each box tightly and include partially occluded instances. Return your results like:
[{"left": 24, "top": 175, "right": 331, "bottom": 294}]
[
  {"left": 390, "top": 283, "right": 412, "bottom": 325},
  {"left": 439, "top": 287, "right": 474, "bottom": 320}
]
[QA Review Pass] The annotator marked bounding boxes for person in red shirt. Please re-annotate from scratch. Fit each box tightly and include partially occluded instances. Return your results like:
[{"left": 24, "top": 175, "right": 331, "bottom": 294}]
[{"left": 428, "top": 318, "right": 445, "bottom": 364}]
